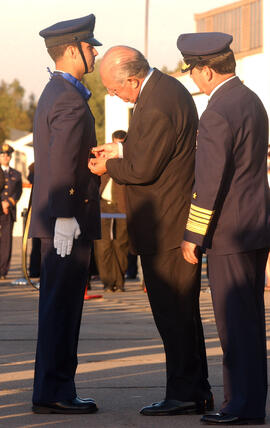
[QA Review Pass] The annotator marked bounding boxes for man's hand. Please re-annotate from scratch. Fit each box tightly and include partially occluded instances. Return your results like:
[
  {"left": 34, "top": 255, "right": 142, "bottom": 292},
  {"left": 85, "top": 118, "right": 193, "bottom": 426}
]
[
  {"left": 1, "top": 200, "right": 9, "bottom": 215},
  {"left": 54, "top": 217, "right": 81, "bottom": 258},
  {"left": 92, "top": 142, "right": 119, "bottom": 159},
  {"left": 89, "top": 158, "right": 107, "bottom": 176},
  {"left": 181, "top": 240, "right": 199, "bottom": 264}
]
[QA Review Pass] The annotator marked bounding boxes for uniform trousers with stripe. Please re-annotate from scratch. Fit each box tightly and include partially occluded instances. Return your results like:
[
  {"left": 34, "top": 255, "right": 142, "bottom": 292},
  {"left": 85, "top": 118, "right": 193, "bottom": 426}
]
[
  {"left": 32, "top": 237, "right": 92, "bottom": 404},
  {"left": 141, "top": 247, "right": 211, "bottom": 401},
  {"left": 208, "top": 248, "right": 268, "bottom": 418}
]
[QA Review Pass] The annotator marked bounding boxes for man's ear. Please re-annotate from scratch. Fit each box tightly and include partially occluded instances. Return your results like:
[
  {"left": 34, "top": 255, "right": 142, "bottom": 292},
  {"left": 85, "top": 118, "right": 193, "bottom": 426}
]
[
  {"left": 65, "top": 45, "right": 78, "bottom": 60},
  {"left": 203, "top": 66, "right": 213, "bottom": 82},
  {"left": 128, "top": 78, "right": 140, "bottom": 89}
]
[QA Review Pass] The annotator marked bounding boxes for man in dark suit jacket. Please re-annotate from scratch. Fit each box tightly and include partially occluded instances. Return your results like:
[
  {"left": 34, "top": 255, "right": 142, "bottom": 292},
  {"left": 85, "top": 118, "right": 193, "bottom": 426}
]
[
  {"left": 95, "top": 130, "right": 128, "bottom": 292},
  {"left": 29, "top": 14, "right": 101, "bottom": 414},
  {"left": 178, "top": 32, "right": 269, "bottom": 425},
  {"left": 90, "top": 46, "right": 212, "bottom": 416},
  {"left": 0, "top": 143, "right": 22, "bottom": 279}
]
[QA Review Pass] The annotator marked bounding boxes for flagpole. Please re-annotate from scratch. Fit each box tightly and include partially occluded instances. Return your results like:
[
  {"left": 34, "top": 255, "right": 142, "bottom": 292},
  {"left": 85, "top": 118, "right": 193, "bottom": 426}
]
[{"left": 144, "top": 0, "right": 149, "bottom": 58}]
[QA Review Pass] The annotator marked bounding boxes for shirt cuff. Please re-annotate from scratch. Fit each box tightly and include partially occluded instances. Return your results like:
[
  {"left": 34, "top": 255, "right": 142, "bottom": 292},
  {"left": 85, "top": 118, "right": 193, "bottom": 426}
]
[{"left": 118, "top": 142, "right": 123, "bottom": 158}]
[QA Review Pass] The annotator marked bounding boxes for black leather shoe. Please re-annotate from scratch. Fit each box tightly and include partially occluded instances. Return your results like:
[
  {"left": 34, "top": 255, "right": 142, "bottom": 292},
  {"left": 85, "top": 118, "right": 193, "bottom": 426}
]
[
  {"left": 32, "top": 396, "right": 98, "bottom": 414},
  {"left": 201, "top": 411, "right": 265, "bottom": 425},
  {"left": 140, "top": 395, "right": 214, "bottom": 416}
]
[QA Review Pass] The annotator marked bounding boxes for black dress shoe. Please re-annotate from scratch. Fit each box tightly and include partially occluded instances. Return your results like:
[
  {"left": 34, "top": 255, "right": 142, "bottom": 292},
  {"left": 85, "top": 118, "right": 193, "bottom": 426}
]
[
  {"left": 201, "top": 411, "right": 265, "bottom": 425},
  {"left": 140, "top": 395, "right": 213, "bottom": 416},
  {"left": 32, "top": 396, "right": 98, "bottom": 414}
]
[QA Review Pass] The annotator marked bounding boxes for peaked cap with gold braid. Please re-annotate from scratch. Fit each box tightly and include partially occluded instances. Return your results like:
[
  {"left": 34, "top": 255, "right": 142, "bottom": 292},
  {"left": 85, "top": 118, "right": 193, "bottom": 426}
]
[{"left": 177, "top": 32, "right": 233, "bottom": 73}]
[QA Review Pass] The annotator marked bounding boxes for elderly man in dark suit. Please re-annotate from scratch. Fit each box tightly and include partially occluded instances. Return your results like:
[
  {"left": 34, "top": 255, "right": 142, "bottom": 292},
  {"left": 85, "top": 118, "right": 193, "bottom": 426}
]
[
  {"left": 0, "top": 143, "right": 22, "bottom": 279},
  {"left": 178, "top": 32, "right": 270, "bottom": 425},
  {"left": 29, "top": 14, "right": 101, "bottom": 414},
  {"left": 90, "top": 45, "right": 212, "bottom": 416}
]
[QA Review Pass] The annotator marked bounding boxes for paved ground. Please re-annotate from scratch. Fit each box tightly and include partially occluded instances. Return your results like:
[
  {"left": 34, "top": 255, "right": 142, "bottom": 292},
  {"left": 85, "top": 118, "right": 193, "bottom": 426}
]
[{"left": 0, "top": 237, "right": 269, "bottom": 427}]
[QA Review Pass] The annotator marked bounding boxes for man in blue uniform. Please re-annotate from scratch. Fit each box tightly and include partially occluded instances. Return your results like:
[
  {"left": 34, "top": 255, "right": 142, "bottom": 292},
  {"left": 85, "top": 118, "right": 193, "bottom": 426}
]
[
  {"left": 178, "top": 32, "right": 269, "bottom": 425},
  {"left": 0, "top": 143, "right": 22, "bottom": 279},
  {"left": 29, "top": 14, "right": 101, "bottom": 414}
]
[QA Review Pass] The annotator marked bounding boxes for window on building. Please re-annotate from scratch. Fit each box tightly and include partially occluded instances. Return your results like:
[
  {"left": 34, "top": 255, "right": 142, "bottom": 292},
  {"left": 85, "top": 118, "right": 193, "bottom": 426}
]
[{"left": 195, "top": 0, "right": 262, "bottom": 58}]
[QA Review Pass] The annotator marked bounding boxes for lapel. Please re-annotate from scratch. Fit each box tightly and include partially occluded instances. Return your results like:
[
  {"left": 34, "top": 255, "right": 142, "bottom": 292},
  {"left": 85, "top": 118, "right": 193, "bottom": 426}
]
[
  {"left": 3, "top": 168, "right": 9, "bottom": 178},
  {"left": 131, "top": 68, "right": 162, "bottom": 122},
  {"left": 124, "top": 69, "right": 163, "bottom": 154},
  {"left": 208, "top": 76, "right": 242, "bottom": 108}
]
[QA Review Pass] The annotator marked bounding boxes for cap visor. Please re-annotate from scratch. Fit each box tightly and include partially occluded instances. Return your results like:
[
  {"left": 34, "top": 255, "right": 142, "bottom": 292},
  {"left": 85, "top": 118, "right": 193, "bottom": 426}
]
[{"left": 83, "top": 36, "right": 102, "bottom": 46}]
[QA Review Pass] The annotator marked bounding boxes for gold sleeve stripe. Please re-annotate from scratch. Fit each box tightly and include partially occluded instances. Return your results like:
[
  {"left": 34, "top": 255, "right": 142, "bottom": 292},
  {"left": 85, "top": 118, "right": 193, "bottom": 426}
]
[
  {"left": 186, "top": 204, "right": 215, "bottom": 236},
  {"left": 190, "top": 208, "right": 211, "bottom": 220},
  {"left": 190, "top": 204, "right": 213, "bottom": 215},
  {"left": 186, "top": 219, "right": 209, "bottom": 235},
  {"left": 189, "top": 213, "right": 209, "bottom": 225}
]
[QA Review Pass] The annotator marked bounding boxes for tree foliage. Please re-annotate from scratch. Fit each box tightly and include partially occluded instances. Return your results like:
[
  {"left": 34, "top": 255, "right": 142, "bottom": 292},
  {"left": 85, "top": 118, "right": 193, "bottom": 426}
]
[
  {"left": 0, "top": 79, "right": 37, "bottom": 143},
  {"left": 161, "top": 60, "right": 183, "bottom": 75},
  {"left": 82, "top": 59, "right": 106, "bottom": 145}
]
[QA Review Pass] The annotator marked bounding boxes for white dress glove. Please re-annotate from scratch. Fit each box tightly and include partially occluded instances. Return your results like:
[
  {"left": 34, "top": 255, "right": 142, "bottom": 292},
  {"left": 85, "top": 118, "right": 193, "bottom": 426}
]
[{"left": 54, "top": 217, "right": 81, "bottom": 258}]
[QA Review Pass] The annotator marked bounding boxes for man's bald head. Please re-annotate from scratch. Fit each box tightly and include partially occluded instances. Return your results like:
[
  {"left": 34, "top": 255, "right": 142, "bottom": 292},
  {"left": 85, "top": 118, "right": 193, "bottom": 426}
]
[{"left": 100, "top": 46, "right": 149, "bottom": 85}]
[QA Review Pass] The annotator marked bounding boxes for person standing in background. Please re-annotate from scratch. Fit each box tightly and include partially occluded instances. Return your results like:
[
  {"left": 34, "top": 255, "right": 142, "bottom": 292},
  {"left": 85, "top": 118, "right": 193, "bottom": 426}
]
[
  {"left": 95, "top": 130, "right": 129, "bottom": 292},
  {"left": 0, "top": 143, "right": 22, "bottom": 280}
]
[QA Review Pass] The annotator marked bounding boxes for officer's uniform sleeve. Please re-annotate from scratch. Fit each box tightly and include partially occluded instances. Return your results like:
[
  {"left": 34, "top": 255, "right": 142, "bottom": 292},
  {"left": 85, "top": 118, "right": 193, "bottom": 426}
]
[
  {"left": 48, "top": 93, "right": 86, "bottom": 217},
  {"left": 184, "top": 109, "right": 233, "bottom": 246}
]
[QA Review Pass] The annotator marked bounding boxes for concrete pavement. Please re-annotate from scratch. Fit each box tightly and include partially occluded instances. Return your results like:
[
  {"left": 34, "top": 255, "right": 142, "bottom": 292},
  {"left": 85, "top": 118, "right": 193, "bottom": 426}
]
[{"left": 0, "top": 237, "right": 269, "bottom": 427}]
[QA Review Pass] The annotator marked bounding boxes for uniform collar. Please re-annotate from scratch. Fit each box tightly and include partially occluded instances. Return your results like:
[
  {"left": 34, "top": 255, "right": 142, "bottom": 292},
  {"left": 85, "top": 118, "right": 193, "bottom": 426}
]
[
  {"left": 208, "top": 75, "right": 237, "bottom": 100},
  {"left": 47, "top": 68, "right": 91, "bottom": 101}
]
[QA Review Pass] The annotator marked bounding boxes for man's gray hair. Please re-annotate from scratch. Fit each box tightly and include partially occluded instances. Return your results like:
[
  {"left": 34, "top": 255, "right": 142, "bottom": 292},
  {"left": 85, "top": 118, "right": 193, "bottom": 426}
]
[{"left": 113, "top": 47, "right": 150, "bottom": 84}]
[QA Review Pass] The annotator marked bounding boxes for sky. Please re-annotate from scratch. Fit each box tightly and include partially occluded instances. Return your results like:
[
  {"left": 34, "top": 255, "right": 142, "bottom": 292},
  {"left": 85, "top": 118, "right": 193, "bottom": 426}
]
[{"left": 1, "top": 0, "right": 237, "bottom": 99}]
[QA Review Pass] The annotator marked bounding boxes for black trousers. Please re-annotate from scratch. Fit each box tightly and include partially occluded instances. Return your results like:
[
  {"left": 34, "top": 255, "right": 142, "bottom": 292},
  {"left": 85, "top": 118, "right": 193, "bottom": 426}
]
[
  {"left": 141, "top": 247, "right": 211, "bottom": 401},
  {"left": 32, "top": 237, "right": 92, "bottom": 403},
  {"left": 208, "top": 249, "right": 268, "bottom": 419},
  {"left": 95, "top": 218, "right": 128, "bottom": 290},
  {"left": 0, "top": 212, "right": 14, "bottom": 276},
  {"left": 29, "top": 237, "right": 41, "bottom": 277}
]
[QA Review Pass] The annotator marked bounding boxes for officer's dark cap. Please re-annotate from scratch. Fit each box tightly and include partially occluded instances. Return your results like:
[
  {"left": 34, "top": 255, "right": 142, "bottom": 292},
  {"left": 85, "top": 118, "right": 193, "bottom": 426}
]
[
  {"left": 39, "top": 14, "right": 102, "bottom": 48},
  {"left": 0, "top": 143, "right": 14, "bottom": 155},
  {"left": 177, "top": 32, "right": 233, "bottom": 73}
]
